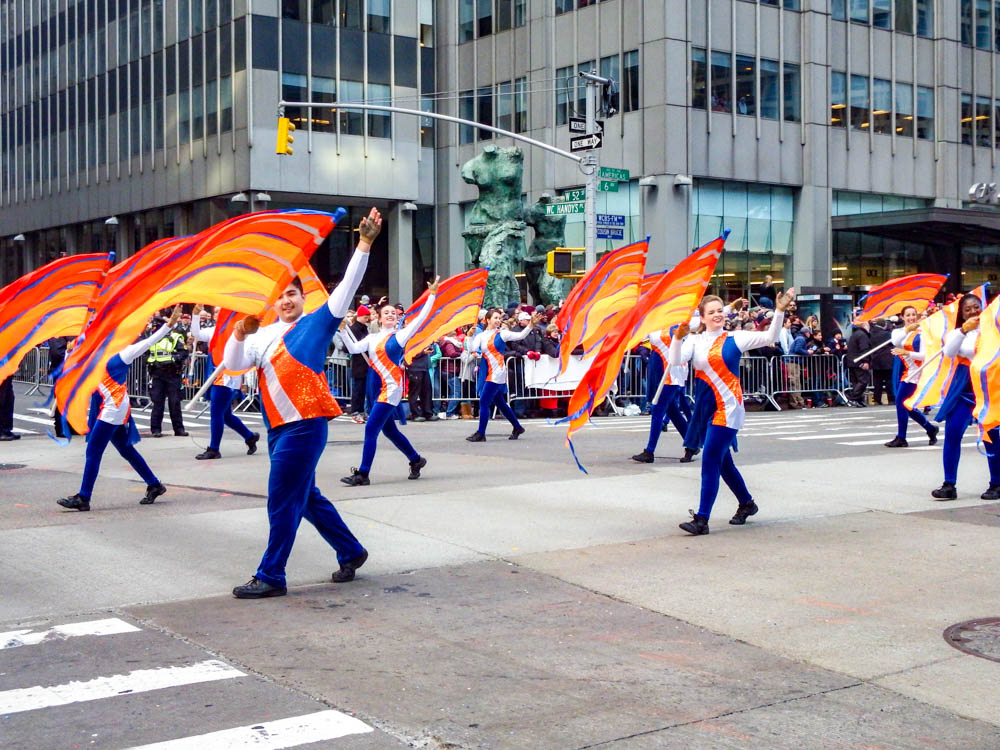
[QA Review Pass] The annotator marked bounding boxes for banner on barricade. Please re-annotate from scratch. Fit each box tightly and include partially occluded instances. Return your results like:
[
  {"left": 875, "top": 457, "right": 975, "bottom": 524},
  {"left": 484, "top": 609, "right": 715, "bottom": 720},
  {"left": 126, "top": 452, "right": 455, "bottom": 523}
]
[{"left": 523, "top": 354, "right": 596, "bottom": 391}]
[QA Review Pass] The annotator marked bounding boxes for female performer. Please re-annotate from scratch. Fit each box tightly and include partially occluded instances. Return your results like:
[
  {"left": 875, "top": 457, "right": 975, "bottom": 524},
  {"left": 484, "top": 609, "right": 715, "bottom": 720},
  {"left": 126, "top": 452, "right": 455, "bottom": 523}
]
[
  {"left": 669, "top": 288, "right": 796, "bottom": 535},
  {"left": 931, "top": 294, "right": 1000, "bottom": 500},
  {"left": 340, "top": 278, "right": 439, "bottom": 487},
  {"left": 56, "top": 307, "right": 183, "bottom": 511},
  {"left": 631, "top": 329, "right": 690, "bottom": 463},
  {"left": 466, "top": 308, "right": 543, "bottom": 442},
  {"left": 189, "top": 305, "right": 260, "bottom": 460},
  {"left": 883, "top": 305, "right": 938, "bottom": 448}
]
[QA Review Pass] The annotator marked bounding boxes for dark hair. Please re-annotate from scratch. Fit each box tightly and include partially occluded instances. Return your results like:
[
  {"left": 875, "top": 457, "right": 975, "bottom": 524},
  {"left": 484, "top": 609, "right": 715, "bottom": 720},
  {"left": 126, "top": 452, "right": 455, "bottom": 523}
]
[
  {"left": 486, "top": 307, "right": 504, "bottom": 321},
  {"left": 900, "top": 305, "right": 918, "bottom": 317},
  {"left": 956, "top": 293, "right": 982, "bottom": 325},
  {"left": 289, "top": 276, "right": 304, "bottom": 293}
]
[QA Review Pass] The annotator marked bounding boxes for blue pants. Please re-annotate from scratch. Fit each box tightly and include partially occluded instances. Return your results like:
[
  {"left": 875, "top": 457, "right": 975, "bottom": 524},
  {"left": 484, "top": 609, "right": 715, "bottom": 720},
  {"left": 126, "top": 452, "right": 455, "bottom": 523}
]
[
  {"left": 79, "top": 420, "right": 159, "bottom": 498},
  {"left": 208, "top": 385, "right": 255, "bottom": 451},
  {"left": 646, "top": 385, "right": 689, "bottom": 454},
  {"left": 360, "top": 401, "right": 420, "bottom": 474},
  {"left": 894, "top": 381, "right": 932, "bottom": 440},
  {"left": 697, "top": 424, "right": 752, "bottom": 519},
  {"left": 478, "top": 381, "right": 522, "bottom": 435},
  {"left": 942, "top": 398, "right": 1000, "bottom": 485},
  {"left": 256, "top": 417, "right": 364, "bottom": 587},
  {"left": 445, "top": 375, "right": 461, "bottom": 416},
  {"left": 684, "top": 382, "right": 714, "bottom": 453}
]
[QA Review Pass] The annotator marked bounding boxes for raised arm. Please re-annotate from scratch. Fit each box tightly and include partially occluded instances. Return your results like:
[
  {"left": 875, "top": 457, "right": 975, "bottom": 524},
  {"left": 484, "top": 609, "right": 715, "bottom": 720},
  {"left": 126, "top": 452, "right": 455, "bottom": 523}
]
[
  {"left": 119, "top": 306, "right": 182, "bottom": 365},
  {"left": 734, "top": 310, "right": 786, "bottom": 352},
  {"left": 942, "top": 329, "right": 966, "bottom": 358},
  {"left": 341, "top": 327, "right": 371, "bottom": 355},
  {"left": 327, "top": 207, "right": 382, "bottom": 318},
  {"left": 668, "top": 333, "right": 695, "bottom": 366},
  {"left": 189, "top": 310, "right": 212, "bottom": 343},
  {"left": 223, "top": 331, "right": 254, "bottom": 371},
  {"left": 395, "top": 277, "right": 440, "bottom": 346},
  {"left": 500, "top": 311, "right": 544, "bottom": 342}
]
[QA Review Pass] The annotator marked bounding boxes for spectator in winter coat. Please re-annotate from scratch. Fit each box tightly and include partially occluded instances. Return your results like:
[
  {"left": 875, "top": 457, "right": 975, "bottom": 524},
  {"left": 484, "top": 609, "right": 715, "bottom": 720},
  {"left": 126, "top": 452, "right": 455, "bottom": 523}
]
[
  {"left": 347, "top": 305, "right": 373, "bottom": 419},
  {"left": 845, "top": 321, "right": 872, "bottom": 407},
  {"left": 438, "top": 333, "right": 464, "bottom": 419},
  {"left": 406, "top": 346, "right": 436, "bottom": 421},
  {"left": 868, "top": 319, "right": 895, "bottom": 405}
]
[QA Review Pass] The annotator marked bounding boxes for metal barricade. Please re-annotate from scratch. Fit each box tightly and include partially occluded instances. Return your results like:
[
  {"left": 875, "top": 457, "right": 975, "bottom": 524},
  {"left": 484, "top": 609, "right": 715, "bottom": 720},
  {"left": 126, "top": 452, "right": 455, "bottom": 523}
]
[
  {"left": 430, "top": 356, "right": 479, "bottom": 415},
  {"left": 740, "top": 356, "right": 780, "bottom": 410},
  {"left": 12, "top": 347, "right": 41, "bottom": 390},
  {"left": 772, "top": 354, "right": 849, "bottom": 406}
]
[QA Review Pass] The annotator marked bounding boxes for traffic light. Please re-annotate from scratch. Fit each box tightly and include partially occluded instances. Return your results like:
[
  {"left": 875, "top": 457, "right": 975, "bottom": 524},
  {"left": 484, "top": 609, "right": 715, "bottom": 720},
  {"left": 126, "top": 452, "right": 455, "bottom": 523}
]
[
  {"left": 547, "top": 248, "right": 586, "bottom": 278},
  {"left": 276, "top": 117, "right": 295, "bottom": 155}
]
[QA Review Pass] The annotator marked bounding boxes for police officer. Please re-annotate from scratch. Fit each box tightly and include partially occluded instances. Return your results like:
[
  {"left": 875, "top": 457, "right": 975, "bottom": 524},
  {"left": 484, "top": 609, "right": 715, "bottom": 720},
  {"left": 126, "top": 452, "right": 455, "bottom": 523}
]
[{"left": 147, "top": 312, "right": 190, "bottom": 437}]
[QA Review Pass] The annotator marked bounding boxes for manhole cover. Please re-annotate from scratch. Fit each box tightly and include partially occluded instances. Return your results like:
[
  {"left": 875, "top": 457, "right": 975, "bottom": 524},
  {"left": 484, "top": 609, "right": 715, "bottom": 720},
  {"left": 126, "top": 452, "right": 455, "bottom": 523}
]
[
  {"left": 943, "top": 618, "right": 1000, "bottom": 662},
  {"left": 0, "top": 463, "right": 26, "bottom": 471}
]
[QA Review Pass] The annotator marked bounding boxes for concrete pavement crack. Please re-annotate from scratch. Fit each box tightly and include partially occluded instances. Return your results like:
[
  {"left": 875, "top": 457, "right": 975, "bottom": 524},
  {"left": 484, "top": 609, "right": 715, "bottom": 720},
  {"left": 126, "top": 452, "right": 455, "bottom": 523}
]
[{"left": 570, "top": 681, "right": 865, "bottom": 749}]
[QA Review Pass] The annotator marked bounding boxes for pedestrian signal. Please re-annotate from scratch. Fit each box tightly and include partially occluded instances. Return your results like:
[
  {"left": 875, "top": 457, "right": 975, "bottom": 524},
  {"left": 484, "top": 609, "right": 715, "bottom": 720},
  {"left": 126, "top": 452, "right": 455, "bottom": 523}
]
[
  {"left": 276, "top": 117, "right": 295, "bottom": 155},
  {"left": 547, "top": 248, "right": 586, "bottom": 278}
]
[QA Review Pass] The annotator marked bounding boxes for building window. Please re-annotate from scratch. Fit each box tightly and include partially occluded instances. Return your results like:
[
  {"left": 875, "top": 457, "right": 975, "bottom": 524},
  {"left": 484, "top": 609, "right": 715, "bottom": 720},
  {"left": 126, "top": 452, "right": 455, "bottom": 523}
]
[
  {"left": 515, "top": 0, "right": 526, "bottom": 26},
  {"left": 976, "top": 0, "right": 991, "bottom": 48},
  {"left": 711, "top": 51, "right": 731, "bottom": 113},
  {"left": 419, "top": 0, "right": 433, "bottom": 45},
  {"left": 850, "top": 74, "right": 869, "bottom": 130},
  {"left": 691, "top": 48, "right": 707, "bottom": 109},
  {"left": 783, "top": 63, "right": 800, "bottom": 122},
  {"left": 996, "top": 0, "right": 1000, "bottom": 51},
  {"left": 895, "top": 0, "right": 913, "bottom": 32},
  {"left": 916, "top": 0, "right": 932, "bottom": 36},
  {"left": 873, "top": 0, "right": 890, "bottom": 27},
  {"left": 497, "top": 0, "right": 512, "bottom": 31},
  {"left": 459, "top": 89, "right": 474, "bottom": 143},
  {"left": 555, "top": 66, "right": 572, "bottom": 125},
  {"left": 282, "top": 72, "right": 307, "bottom": 132},
  {"left": 917, "top": 86, "right": 934, "bottom": 139},
  {"left": 850, "top": 0, "right": 868, "bottom": 22},
  {"left": 961, "top": 94, "right": 973, "bottom": 145},
  {"left": 872, "top": 78, "right": 891, "bottom": 134},
  {"left": 962, "top": 0, "right": 974, "bottom": 45},
  {"left": 895, "top": 83, "right": 914, "bottom": 136},
  {"left": 977, "top": 95, "right": 992, "bottom": 146},
  {"left": 341, "top": 0, "right": 362, "bottom": 29},
  {"left": 832, "top": 0, "right": 846, "bottom": 20},
  {"left": 760, "top": 58, "right": 779, "bottom": 119},
  {"left": 515, "top": 77, "right": 528, "bottom": 132},
  {"left": 421, "top": 98, "right": 435, "bottom": 147},
  {"left": 459, "top": 0, "right": 474, "bottom": 42},
  {"left": 576, "top": 60, "right": 594, "bottom": 116},
  {"left": 477, "top": 0, "right": 492, "bottom": 37},
  {"left": 367, "top": 0, "right": 390, "bottom": 33},
  {"left": 736, "top": 55, "right": 755, "bottom": 116},
  {"left": 600, "top": 54, "right": 620, "bottom": 96},
  {"left": 555, "top": 0, "right": 573, "bottom": 14},
  {"left": 367, "top": 84, "right": 391, "bottom": 137},
  {"left": 220, "top": 76, "right": 233, "bottom": 132},
  {"left": 338, "top": 79, "right": 363, "bottom": 135},
  {"left": 496, "top": 80, "right": 513, "bottom": 132},
  {"left": 477, "top": 85, "right": 493, "bottom": 140},
  {"left": 311, "top": 76, "right": 335, "bottom": 133},
  {"left": 623, "top": 50, "right": 640, "bottom": 112},
  {"left": 995, "top": 98, "right": 1000, "bottom": 145}
]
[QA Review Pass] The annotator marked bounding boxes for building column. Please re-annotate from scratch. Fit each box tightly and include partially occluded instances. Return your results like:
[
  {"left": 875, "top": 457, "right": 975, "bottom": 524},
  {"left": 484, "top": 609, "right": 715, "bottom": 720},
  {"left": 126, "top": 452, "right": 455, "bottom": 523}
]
[
  {"left": 792, "top": 184, "right": 831, "bottom": 289},
  {"left": 388, "top": 202, "right": 414, "bottom": 306},
  {"left": 640, "top": 174, "right": 692, "bottom": 270},
  {"left": 438, "top": 201, "right": 466, "bottom": 277}
]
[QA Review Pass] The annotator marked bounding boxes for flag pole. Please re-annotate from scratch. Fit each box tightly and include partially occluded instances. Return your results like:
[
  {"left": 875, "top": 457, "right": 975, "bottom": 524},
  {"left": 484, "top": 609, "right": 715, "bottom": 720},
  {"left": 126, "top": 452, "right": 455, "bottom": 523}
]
[
  {"left": 185, "top": 363, "right": 224, "bottom": 410},
  {"left": 852, "top": 338, "right": 893, "bottom": 362},
  {"left": 904, "top": 349, "right": 943, "bottom": 382}
]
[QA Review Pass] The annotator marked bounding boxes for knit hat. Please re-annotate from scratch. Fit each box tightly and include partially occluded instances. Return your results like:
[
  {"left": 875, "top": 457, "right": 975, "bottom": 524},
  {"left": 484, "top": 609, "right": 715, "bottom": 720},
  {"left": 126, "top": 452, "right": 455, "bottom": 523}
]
[
  {"left": 356, "top": 305, "right": 371, "bottom": 316},
  {"left": 517, "top": 311, "right": 531, "bottom": 321}
]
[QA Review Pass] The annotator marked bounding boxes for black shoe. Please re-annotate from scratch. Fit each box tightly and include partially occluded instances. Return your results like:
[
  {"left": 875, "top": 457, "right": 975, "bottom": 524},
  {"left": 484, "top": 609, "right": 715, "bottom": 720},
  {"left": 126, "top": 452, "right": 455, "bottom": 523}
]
[
  {"left": 408, "top": 456, "right": 427, "bottom": 480},
  {"left": 245, "top": 432, "right": 260, "bottom": 455},
  {"left": 0, "top": 431, "right": 20, "bottom": 441},
  {"left": 232, "top": 576, "right": 287, "bottom": 599},
  {"left": 927, "top": 425, "right": 939, "bottom": 446},
  {"left": 631, "top": 449, "right": 654, "bottom": 463},
  {"left": 884, "top": 437, "right": 908, "bottom": 448},
  {"left": 729, "top": 501, "right": 759, "bottom": 525},
  {"left": 174, "top": 430, "right": 189, "bottom": 437},
  {"left": 196, "top": 448, "right": 222, "bottom": 460},
  {"left": 931, "top": 482, "right": 957, "bottom": 501},
  {"left": 679, "top": 448, "right": 699, "bottom": 463},
  {"left": 661, "top": 423, "right": 670, "bottom": 433},
  {"left": 981, "top": 484, "right": 1000, "bottom": 500},
  {"left": 332, "top": 549, "right": 368, "bottom": 583},
  {"left": 679, "top": 513, "right": 709, "bottom": 535},
  {"left": 413, "top": 416, "right": 426, "bottom": 422},
  {"left": 57, "top": 493, "right": 90, "bottom": 511},
  {"left": 340, "top": 468, "right": 370, "bottom": 486},
  {"left": 140, "top": 483, "right": 167, "bottom": 505},
  {"left": 428, "top": 415, "right": 440, "bottom": 422},
  {"left": 466, "top": 432, "right": 485, "bottom": 442},
  {"left": 509, "top": 426, "right": 525, "bottom": 440},
  {"left": 150, "top": 431, "right": 163, "bottom": 438}
]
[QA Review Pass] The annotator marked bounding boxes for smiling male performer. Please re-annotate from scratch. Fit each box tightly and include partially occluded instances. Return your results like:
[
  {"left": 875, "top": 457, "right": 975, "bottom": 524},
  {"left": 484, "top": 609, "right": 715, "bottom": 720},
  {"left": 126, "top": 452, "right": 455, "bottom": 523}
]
[{"left": 223, "top": 208, "right": 381, "bottom": 599}]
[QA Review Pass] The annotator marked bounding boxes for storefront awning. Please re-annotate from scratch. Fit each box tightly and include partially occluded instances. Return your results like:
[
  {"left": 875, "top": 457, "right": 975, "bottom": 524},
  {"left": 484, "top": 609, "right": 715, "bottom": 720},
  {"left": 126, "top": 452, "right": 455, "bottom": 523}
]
[{"left": 832, "top": 207, "right": 1000, "bottom": 247}]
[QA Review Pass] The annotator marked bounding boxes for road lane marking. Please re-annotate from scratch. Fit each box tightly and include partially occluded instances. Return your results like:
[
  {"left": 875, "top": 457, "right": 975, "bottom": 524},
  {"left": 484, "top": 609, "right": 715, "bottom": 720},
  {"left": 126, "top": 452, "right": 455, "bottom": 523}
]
[
  {"left": 778, "top": 432, "right": 887, "bottom": 441},
  {"left": 1, "top": 618, "right": 140, "bottom": 650},
  {"left": 124, "top": 710, "right": 374, "bottom": 749},
  {"left": 0, "top": 659, "right": 243, "bottom": 715}
]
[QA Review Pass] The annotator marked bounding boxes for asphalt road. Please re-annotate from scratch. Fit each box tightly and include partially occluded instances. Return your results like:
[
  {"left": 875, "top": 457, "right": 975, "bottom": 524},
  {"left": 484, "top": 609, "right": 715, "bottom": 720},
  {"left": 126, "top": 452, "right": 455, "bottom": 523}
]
[{"left": 2, "top": 383, "right": 999, "bottom": 749}]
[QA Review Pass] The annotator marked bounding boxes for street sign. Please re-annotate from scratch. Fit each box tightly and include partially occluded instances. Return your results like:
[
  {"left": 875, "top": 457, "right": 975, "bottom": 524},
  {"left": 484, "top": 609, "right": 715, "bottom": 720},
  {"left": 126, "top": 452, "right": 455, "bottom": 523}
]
[
  {"left": 597, "top": 227, "right": 624, "bottom": 240},
  {"left": 598, "top": 167, "right": 629, "bottom": 181},
  {"left": 570, "top": 132, "right": 603, "bottom": 152},
  {"left": 597, "top": 180, "right": 619, "bottom": 192},
  {"left": 559, "top": 188, "right": 586, "bottom": 202},
  {"left": 596, "top": 214, "right": 626, "bottom": 227},
  {"left": 543, "top": 201, "right": 586, "bottom": 216},
  {"left": 569, "top": 117, "right": 603, "bottom": 134}
]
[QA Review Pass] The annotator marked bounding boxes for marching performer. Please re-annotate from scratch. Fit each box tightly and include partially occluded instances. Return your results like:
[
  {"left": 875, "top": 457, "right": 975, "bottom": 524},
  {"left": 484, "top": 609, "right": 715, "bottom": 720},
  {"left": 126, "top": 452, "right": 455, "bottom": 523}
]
[
  {"left": 339, "top": 278, "right": 439, "bottom": 487},
  {"left": 189, "top": 305, "right": 260, "bottom": 460},
  {"left": 222, "top": 208, "right": 381, "bottom": 599},
  {"left": 669, "top": 288, "right": 796, "bottom": 535},
  {"left": 56, "top": 307, "right": 182, "bottom": 511},
  {"left": 631, "top": 329, "right": 689, "bottom": 463},
  {"left": 883, "top": 305, "right": 938, "bottom": 448},
  {"left": 466, "top": 308, "right": 544, "bottom": 442},
  {"left": 931, "top": 294, "right": 1000, "bottom": 500}
]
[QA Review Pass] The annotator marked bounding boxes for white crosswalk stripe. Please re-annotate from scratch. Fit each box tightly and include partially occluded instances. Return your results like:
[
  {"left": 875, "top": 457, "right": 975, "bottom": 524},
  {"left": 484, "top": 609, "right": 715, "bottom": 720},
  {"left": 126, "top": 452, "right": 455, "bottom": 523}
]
[{"left": 1, "top": 617, "right": 140, "bottom": 649}]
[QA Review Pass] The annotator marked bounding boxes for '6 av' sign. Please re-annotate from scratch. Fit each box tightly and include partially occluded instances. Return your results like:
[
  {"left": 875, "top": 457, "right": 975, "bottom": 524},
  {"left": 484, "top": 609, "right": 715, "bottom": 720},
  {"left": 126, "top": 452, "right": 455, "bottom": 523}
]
[{"left": 969, "top": 182, "right": 1000, "bottom": 203}]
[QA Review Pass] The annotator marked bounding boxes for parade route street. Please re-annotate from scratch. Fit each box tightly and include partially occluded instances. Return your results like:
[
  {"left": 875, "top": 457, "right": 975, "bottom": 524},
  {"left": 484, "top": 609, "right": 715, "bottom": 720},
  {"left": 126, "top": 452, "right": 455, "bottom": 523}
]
[{"left": 2, "top": 388, "right": 999, "bottom": 749}]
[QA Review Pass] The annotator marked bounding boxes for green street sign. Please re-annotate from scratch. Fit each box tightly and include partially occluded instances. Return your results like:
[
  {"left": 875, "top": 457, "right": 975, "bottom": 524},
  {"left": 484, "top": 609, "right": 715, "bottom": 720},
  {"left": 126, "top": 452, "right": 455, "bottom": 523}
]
[
  {"left": 559, "top": 188, "right": 586, "bottom": 202},
  {"left": 598, "top": 167, "right": 629, "bottom": 181},
  {"left": 598, "top": 180, "right": 619, "bottom": 192},
  {"left": 543, "top": 201, "right": 585, "bottom": 216}
]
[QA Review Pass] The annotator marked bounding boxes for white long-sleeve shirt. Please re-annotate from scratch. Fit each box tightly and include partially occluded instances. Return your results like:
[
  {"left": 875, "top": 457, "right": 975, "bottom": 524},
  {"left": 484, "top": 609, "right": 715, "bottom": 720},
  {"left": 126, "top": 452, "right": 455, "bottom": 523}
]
[
  {"left": 98, "top": 323, "right": 173, "bottom": 425},
  {"left": 191, "top": 314, "right": 242, "bottom": 389},
  {"left": 890, "top": 326, "right": 926, "bottom": 383},
  {"left": 471, "top": 325, "right": 534, "bottom": 384},
  {"left": 943, "top": 328, "right": 979, "bottom": 360}
]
